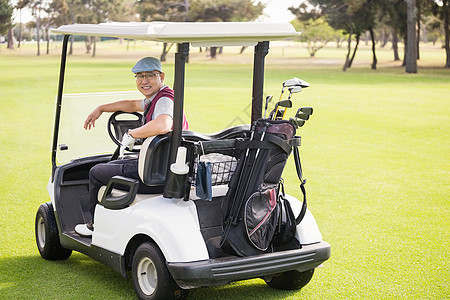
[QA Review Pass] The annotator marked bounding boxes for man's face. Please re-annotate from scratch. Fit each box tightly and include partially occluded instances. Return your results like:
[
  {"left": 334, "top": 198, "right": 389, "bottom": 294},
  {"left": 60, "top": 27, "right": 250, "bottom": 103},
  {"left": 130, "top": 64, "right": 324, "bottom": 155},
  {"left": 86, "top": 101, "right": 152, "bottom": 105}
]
[{"left": 135, "top": 71, "right": 165, "bottom": 98}]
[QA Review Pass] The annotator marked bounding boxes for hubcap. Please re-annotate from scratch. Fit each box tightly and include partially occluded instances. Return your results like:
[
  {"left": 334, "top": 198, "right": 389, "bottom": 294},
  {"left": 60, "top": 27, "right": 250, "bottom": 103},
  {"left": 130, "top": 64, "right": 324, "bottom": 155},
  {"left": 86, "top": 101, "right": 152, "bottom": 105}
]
[
  {"left": 37, "top": 215, "right": 46, "bottom": 249},
  {"left": 137, "top": 257, "right": 157, "bottom": 295}
]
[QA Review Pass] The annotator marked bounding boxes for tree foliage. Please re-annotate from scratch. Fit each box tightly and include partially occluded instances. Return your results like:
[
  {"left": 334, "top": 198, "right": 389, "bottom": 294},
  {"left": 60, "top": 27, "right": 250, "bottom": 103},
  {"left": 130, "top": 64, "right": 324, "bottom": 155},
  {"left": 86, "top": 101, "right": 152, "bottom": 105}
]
[
  {"left": 188, "top": 0, "right": 263, "bottom": 22},
  {"left": 0, "top": 0, "right": 13, "bottom": 36},
  {"left": 291, "top": 17, "right": 340, "bottom": 57}
]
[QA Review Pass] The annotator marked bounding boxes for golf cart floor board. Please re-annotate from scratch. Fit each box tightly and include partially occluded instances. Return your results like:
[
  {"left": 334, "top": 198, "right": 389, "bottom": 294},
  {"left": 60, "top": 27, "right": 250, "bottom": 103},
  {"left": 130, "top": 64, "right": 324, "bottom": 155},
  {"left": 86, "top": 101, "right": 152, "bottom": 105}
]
[{"left": 65, "top": 231, "right": 92, "bottom": 246}]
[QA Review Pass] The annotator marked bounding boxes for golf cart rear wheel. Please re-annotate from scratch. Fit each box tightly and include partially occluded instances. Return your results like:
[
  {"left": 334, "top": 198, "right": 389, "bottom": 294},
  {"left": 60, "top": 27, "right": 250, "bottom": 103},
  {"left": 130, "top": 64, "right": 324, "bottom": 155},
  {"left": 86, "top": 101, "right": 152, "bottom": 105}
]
[
  {"left": 35, "top": 202, "right": 72, "bottom": 260},
  {"left": 132, "top": 242, "right": 188, "bottom": 300},
  {"left": 265, "top": 269, "right": 314, "bottom": 290}
]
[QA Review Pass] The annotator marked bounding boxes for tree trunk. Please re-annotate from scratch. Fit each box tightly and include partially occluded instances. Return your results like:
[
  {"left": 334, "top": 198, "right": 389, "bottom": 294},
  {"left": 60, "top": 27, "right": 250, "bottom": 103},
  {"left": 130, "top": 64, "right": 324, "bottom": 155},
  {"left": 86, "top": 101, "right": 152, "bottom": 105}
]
[
  {"left": 92, "top": 36, "right": 96, "bottom": 57},
  {"left": 381, "top": 28, "right": 388, "bottom": 48},
  {"left": 369, "top": 27, "right": 377, "bottom": 70},
  {"left": 46, "top": 27, "right": 50, "bottom": 54},
  {"left": 85, "top": 36, "right": 92, "bottom": 54},
  {"left": 405, "top": 0, "right": 417, "bottom": 73},
  {"left": 69, "top": 35, "right": 74, "bottom": 55},
  {"left": 69, "top": 15, "right": 76, "bottom": 55},
  {"left": 444, "top": 0, "right": 450, "bottom": 68},
  {"left": 416, "top": 2, "right": 421, "bottom": 60},
  {"left": 161, "top": 43, "right": 168, "bottom": 62},
  {"left": 392, "top": 29, "right": 400, "bottom": 61},
  {"left": 7, "top": 28, "right": 14, "bottom": 49},
  {"left": 210, "top": 47, "right": 217, "bottom": 59},
  {"left": 36, "top": 16, "right": 40, "bottom": 56},
  {"left": 348, "top": 33, "right": 360, "bottom": 68},
  {"left": 402, "top": 34, "right": 407, "bottom": 67},
  {"left": 18, "top": 9, "right": 22, "bottom": 48},
  {"left": 343, "top": 29, "right": 353, "bottom": 71}
]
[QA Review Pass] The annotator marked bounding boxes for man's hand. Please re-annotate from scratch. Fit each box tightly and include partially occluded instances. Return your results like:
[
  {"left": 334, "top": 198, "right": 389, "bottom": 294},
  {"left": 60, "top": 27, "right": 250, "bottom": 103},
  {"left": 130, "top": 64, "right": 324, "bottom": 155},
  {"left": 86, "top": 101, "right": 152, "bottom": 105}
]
[
  {"left": 119, "top": 132, "right": 136, "bottom": 159},
  {"left": 84, "top": 107, "right": 102, "bottom": 130},
  {"left": 121, "top": 132, "right": 136, "bottom": 150}
]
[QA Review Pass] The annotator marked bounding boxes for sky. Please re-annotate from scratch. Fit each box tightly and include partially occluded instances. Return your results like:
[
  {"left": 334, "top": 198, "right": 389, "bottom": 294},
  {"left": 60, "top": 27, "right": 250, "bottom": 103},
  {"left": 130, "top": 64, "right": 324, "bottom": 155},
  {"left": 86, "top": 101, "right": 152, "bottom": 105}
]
[
  {"left": 261, "top": 0, "right": 304, "bottom": 22},
  {"left": 12, "top": 0, "right": 304, "bottom": 24}
]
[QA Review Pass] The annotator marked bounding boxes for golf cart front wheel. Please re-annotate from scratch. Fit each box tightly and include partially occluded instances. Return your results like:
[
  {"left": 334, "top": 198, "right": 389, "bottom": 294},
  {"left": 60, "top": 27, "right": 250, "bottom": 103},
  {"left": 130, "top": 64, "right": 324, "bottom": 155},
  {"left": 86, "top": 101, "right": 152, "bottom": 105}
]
[
  {"left": 35, "top": 202, "right": 72, "bottom": 260},
  {"left": 265, "top": 269, "right": 314, "bottom": 290},
  {"left": 131, "top": 242, "right": 188, "bottom": 300}
]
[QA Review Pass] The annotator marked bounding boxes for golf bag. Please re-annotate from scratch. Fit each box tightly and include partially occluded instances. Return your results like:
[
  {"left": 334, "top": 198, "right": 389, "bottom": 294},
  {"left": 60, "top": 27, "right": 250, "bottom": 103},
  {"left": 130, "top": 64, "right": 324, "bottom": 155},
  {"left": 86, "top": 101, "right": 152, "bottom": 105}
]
[{"left": 220, "top": 119, "right": 306, "bottom": 256}]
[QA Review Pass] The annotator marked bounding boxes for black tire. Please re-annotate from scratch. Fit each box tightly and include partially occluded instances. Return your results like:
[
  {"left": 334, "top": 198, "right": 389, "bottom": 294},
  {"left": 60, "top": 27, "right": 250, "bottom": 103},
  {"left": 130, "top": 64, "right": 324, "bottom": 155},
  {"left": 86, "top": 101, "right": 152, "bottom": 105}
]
[
  {"left": 35, "top": 202, "right": 72, "bottom": 260},
  {"left": 265, "top": 269, "right": 314, "bottom": 290},
  {"left": 132, "top": 242, "right": 188, "bottom": 300}
]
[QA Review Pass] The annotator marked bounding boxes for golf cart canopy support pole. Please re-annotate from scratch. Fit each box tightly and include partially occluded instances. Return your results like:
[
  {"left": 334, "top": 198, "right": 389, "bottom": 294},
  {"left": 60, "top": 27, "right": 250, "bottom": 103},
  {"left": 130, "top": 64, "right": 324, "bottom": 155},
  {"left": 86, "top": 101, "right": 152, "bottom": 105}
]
[
  {"left": 251, "top": 41, "right": 269, "bottom": 123},
  {"left": 52, "top": 34, "right": 70, "bottom": 181},
  {"left": 163, "top": 42, "right": 189, "bottom": 198}
]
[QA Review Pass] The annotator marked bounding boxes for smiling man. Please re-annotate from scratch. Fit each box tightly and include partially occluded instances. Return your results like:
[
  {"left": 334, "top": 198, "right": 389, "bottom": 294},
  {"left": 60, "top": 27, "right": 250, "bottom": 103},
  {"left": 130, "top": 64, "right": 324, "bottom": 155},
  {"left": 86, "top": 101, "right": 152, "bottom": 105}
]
[{"left": 75, "top": 57, "right": 188, "bottom": 237}]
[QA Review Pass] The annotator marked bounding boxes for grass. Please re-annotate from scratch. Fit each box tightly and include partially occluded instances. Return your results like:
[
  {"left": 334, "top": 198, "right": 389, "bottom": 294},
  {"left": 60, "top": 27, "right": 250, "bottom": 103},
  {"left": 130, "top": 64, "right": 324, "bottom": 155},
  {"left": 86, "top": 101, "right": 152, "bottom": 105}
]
[{"left": 0, "top": 41, "right": 449, "bottom": 299}]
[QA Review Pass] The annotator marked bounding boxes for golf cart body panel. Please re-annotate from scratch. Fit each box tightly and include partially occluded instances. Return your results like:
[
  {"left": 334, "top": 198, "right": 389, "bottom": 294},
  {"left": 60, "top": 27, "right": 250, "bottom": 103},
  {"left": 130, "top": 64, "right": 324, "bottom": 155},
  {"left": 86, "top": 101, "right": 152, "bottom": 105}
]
[
  {"left": 37, "top": 21, "right": 330, "bottom": 298},
  {"left": 93, "top": 197, "right": 210, "bottom": 262}
]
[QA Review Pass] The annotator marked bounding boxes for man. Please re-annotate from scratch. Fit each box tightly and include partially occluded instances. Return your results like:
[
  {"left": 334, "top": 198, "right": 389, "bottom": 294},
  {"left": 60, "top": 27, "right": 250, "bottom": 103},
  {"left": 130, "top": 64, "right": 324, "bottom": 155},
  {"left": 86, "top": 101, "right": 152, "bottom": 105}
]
[{"left": 75, "top": 57, "right": 188, "bottom": 237}]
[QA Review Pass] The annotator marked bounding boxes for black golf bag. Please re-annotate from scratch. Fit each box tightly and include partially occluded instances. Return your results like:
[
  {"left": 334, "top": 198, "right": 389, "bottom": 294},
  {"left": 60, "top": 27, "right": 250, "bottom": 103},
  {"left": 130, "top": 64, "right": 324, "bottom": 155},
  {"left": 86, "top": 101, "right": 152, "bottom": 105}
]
[{"left": 220, "top": 119, "right": 306, "bottom": 256}]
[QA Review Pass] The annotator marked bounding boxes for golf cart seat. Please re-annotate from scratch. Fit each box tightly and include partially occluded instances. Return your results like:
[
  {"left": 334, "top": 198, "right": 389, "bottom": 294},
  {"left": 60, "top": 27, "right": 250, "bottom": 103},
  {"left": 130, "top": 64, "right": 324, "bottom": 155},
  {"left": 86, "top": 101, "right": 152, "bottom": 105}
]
[{"left": 138, "top": 125, "right": 250, "bottom": 187}]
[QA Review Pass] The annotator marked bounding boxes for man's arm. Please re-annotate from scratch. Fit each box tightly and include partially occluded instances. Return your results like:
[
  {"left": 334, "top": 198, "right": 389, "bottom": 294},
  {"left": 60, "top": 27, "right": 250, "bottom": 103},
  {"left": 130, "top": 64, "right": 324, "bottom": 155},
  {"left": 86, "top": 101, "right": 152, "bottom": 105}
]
[
  {"left": 84, "top": 99, "right": 142, "bottom": 130},
  {"left": 128, "top": 114, "right": 173, "bottom": 139}
]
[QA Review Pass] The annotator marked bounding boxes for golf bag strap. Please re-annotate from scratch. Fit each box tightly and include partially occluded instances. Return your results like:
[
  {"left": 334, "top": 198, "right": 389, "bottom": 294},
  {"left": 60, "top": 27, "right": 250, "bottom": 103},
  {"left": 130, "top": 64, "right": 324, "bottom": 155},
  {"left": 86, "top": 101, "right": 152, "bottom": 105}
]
[
  {"left": 293, "top": 144, "right": 307, "bottom": 225},
  {"left": 238, "top": 134, "right": 292, "bottom": 154}
]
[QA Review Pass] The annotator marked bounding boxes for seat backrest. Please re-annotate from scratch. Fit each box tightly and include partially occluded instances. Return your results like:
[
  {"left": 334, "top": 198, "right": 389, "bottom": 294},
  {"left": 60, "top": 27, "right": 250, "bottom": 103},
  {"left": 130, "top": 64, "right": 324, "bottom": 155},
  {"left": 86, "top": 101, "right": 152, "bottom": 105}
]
[{"left": 138, "top": 134, "right": 171, "bottom": 187}]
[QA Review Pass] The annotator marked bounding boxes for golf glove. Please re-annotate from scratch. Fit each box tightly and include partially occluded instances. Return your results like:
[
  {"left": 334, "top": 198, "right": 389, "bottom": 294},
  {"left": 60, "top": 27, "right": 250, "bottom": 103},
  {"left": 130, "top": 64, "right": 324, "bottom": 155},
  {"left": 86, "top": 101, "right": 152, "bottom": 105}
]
[{"left": 119, "top": 132, "right": 135, "bottom": 159}]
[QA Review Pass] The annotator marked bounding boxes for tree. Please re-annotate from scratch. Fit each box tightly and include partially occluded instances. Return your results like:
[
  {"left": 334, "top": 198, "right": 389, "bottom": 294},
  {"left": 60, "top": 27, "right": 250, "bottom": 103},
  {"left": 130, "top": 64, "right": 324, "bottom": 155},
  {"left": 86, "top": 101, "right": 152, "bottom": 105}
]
[
  {"left": 136, "top": 0, "right": 189, "bottom": 61},
  {"left": 444, "top": 0, "right": 450, "bottom": 67},
  {"left": 378, "top": 0, "right": 406, "bottom": 61},
  {"left": 291, "top": 17, "right": 338, "bottom": 57},
  {"left": 433, "top": 0, "right": 450, "bottom": 67},
  {"left": 405, "top": 0, "right": 418, "bottom": 73},
  {"left": 305, "top": 0, "right": 368, "bottom": 70},
  {"left": 16, "top": 0, "right": 30, "bottom": 48},
  {"left": 0, "top": 0, "right": 14, "bottom": 49},
  {"left": 188, "top": 0, "right": 264, "bottom": 58},
  {"left": 289, "top": 4, "right": 343, "bottom": 57}
]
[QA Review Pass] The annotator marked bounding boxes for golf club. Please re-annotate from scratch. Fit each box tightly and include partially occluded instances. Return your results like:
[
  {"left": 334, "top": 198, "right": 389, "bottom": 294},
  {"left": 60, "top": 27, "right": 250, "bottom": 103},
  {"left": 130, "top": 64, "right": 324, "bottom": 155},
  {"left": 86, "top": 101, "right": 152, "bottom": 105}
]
[
  {"left": 277, "top": 77, "right": 305, "bottom": 103},
  {"left": 296, "top": 112, "right": 310, "bottom": 120},
  {"left": 289, "top": 117, "right": 305, "bottom": 128},
  {"left": 282, "top": 86, "right": 303, "bottom": 119},
  {"left": 264, "top": 95, "right": 273, "bottom": 119},
  {"left": 299, "top": 107, "right": 313, "bottom": 116},
  {"left": 293, "top": 77, "right": 310, "bottom": 88},
  {"left": 271, "top": 99, "right": 292, "bottom": 120}
]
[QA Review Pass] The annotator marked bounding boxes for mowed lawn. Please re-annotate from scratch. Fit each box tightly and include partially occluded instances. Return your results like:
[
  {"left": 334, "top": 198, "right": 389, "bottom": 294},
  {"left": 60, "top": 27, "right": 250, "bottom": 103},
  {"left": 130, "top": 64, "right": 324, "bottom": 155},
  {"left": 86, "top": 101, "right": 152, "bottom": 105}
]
[{"left": 0, "top": 41, "right": 449, "bottom": 299}]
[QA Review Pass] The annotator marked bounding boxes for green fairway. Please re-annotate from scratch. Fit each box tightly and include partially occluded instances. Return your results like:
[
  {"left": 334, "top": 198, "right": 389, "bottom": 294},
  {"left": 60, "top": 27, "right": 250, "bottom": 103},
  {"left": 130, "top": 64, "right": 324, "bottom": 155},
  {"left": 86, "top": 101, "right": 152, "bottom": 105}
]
[{"left": 0, "top": 42, "right": 449, "bottom": 299}]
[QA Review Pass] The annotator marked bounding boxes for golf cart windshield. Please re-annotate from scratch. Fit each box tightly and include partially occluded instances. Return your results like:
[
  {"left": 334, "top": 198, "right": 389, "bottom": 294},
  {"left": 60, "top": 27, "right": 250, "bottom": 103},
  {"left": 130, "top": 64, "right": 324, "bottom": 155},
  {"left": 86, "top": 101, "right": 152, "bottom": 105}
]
[{"left": 56, "top": 91, "right": 141, "bottom": 164}]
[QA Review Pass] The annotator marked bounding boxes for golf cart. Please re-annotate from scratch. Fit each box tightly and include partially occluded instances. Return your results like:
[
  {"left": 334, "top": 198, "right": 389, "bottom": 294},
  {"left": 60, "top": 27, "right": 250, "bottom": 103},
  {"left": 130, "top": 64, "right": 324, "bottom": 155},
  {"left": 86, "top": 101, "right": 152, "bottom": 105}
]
[{"left": 35, "top": 22, "right": 330, "bottom": 300}]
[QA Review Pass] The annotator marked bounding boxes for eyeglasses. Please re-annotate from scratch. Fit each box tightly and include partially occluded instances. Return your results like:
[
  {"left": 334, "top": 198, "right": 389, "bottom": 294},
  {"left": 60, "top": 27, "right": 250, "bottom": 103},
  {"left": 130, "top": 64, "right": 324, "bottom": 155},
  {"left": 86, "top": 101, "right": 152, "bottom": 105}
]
[{"left": 135, "top": 72, "right": 161, "bottom": 80}]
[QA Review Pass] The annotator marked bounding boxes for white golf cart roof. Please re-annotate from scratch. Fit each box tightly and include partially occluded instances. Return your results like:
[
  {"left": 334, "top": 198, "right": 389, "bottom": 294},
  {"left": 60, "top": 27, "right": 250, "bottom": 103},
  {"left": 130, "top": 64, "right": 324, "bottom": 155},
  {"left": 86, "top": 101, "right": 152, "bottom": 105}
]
[{"left": 52, "top": 21, "right": 299, "bottom": 46}]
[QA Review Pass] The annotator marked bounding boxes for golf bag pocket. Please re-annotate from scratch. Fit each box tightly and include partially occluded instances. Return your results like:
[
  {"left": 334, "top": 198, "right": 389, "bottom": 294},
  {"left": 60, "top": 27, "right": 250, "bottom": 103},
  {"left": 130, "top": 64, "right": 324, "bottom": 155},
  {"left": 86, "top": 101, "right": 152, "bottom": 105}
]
[
  {"left": 264, "top": 152, "right": 289, "bottom": 183},
  {"left": 273, "top": 194, "right": 297, "bottom": 246},
  {"left": 244, "top": 185, "right": 279, "bottom": 251},
  {"left": 196, "top": 161, "right": 212, "bottom": 201}
]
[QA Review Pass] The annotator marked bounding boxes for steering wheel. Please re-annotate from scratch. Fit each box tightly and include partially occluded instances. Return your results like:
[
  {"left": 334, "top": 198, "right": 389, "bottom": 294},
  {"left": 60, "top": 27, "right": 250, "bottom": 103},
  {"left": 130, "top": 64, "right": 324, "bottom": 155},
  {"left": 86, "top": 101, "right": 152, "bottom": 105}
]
[{"left": 108, "top": 111, "right": 144, "bottom": 153}]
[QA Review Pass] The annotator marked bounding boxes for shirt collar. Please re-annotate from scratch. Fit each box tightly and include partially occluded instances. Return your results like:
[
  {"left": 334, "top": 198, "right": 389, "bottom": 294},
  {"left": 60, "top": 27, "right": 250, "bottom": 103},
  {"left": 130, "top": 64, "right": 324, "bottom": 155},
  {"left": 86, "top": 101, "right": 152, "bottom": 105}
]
[{"left": 143, "top": 85, "right": 167, "bottom": 106}]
